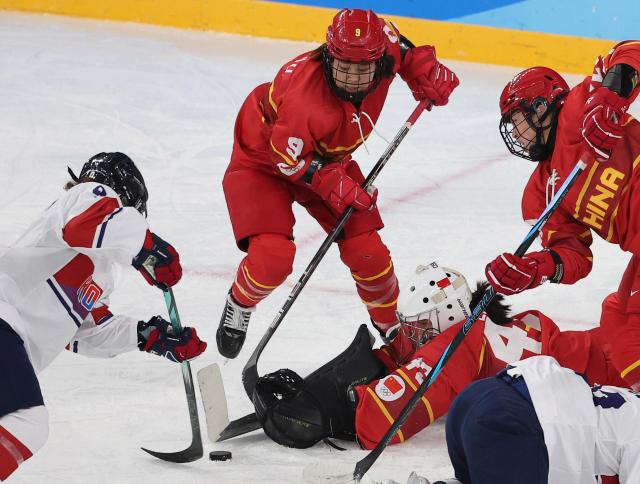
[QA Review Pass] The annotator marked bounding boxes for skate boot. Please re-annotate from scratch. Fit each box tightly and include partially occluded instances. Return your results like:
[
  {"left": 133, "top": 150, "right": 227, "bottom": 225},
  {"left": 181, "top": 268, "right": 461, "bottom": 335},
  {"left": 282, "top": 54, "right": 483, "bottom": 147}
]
[{"left": 216, "top": 291, "right": 255, "bottom": 358}]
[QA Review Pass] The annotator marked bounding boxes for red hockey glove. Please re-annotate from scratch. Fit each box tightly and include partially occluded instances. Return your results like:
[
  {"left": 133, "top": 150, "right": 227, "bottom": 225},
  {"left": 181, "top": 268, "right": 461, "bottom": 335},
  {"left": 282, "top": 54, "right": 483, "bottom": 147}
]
[
  {"left": 138, "top": 316, "right": 207, "bottom": 362},
  {"left": 132, "top": 230, "right": 182, "bottom": 289},
  {"left": 310, "top": 163, "right": 377, "bottom": 214},
  {"left": 399, "top": 46, "right": 459, "bottom": 106},
  {"left": 581, "top": 87, "right": 629, "bottom": 162},
  {"left": 485, "top": 250, "right": 562, "bottom": 296}
]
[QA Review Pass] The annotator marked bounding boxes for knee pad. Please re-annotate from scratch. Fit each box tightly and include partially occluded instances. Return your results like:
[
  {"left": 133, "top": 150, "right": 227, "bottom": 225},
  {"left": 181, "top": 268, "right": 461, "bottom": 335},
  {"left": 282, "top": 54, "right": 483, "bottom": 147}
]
[
  {"left": 338, "top": 231, "right": 390, "bottom": 274},
  {"left": 246, "top": 234, "right": 296, "bottom": 285},
  {"left": 0, "top": 405, "right": 49, "bottom": 455}
]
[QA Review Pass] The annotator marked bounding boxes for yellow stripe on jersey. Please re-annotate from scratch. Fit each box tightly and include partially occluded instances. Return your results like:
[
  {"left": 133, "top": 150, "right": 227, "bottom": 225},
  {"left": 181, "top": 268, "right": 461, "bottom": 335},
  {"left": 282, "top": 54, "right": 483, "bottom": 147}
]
[
  {"left": 396, "top": 369, "right": 435, "bottom": 424},
  {"left": 269, "top": 140, "right": 296, "bottom": 166},
  {"left": 573, "top": 162, "right": 600, "bottom": 219},
  {"left": 268, "top": 81, "right": 277, "bottom": 113},
  {"left": 318, "top": 137, "right": 366, "bottom": 154},
  {"left": 352, "top": 261, "right": 393, "bottom": 281},
  {"left": 477, "top": 338, "right": 487, "bottom": 375},
  {"left": 606, "top": 153, "right": 640, "bottom": 241},
  {"left": 365, "top": 387, "right": 405, "bottom": 443},
  {"left": 242, "top": 264, "right": 279, "bottom": 289},
  {"left": 621, "top": 359, "right": 640, "bottom": 379}
]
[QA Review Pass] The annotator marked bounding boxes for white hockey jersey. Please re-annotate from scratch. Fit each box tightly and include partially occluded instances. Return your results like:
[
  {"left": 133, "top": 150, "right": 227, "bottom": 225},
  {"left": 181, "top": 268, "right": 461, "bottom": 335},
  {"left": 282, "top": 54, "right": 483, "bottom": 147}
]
[
  {"left": 0, "top": 182, "right": 148, "bottom": 373},
  {"left": 508, "top": 356, "right": 640, "bottom": 484}
]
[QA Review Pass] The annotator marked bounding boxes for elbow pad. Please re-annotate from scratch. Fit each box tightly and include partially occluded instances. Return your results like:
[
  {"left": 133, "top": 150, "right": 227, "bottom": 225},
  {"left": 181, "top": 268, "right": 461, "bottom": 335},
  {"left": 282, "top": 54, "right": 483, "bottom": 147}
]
[{"left": 603, "top": 63, "right": 639, "bottom": 98}]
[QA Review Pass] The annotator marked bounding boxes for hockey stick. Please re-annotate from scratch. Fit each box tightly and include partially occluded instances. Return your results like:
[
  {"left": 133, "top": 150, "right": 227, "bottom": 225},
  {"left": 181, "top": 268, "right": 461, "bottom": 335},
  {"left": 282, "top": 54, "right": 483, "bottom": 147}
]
[
  {"left": 215, "top": 412, "right": 261, "bottom": 442},
  {"left": 350, "top": 158, "right": 588, "bottom": 482},
  {"left": 141, "top": 287, "right": 204, "bottom": 463},
  {"left": 197, "top": 363, "right": 231, "bottom": 442},
  {"left": 242, "top": 99, "right": 431, "bottom": 398}
]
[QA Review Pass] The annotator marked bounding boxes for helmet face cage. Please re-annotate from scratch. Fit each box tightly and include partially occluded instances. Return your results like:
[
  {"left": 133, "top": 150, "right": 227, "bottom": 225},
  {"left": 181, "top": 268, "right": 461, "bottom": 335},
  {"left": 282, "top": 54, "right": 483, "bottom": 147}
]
[
  {"left": 397, "top": 263, "right": 472, "bottom": 349},
  {"left": 499, "top": 97, "right": 553, "bottom": 161},
  {"left": 322, "top": 48, "right": 383, "bottom": 104},
  {"left": 80, "top": 153, "right": 148, "bottom": 216}
]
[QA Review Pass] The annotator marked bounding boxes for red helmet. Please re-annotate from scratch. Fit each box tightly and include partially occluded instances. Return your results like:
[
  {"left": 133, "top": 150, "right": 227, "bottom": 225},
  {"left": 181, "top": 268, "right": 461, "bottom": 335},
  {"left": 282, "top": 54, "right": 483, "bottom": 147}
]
[
  {"left": 326, "top": 9, "right": 386, "bottom": 62},
  {"left": 500, "top": 67, "right": 570, "bottom": 117},
  {"left": 499, "top": 67, "right": 570, "bottom": 161}
]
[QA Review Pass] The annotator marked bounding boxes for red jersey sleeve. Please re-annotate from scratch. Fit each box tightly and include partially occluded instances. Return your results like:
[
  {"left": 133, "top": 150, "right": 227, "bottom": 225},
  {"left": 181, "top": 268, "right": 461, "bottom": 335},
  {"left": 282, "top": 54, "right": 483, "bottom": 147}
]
[
  {"left": 522, "top": 162, "right": 594, "bottom": 284},
  {"left": 261, "top": 53, "right": 340, "bottom": 182},
  {"left": 354, "top": 318, "right": 486, "bottom": 449}
]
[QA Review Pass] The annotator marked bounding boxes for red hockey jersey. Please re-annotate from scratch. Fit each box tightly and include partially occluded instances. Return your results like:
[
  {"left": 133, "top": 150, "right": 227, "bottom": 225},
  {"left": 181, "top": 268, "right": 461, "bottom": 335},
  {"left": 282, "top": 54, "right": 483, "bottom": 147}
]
[
  {"left": 229, "top": 18, "right": 432, "bottom": 180},
  {"left": 354, "top": 310, "right": 624, "bottom": 449},
  {"left": 521, "top": 41, "right": 640, "bottom": 284}
]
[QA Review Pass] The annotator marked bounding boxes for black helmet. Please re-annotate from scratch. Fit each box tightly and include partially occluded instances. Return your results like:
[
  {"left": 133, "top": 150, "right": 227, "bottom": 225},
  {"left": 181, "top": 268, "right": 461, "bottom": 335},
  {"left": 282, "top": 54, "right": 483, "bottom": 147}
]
[{"left": 69, "top": 152, "right": 148, "bottom": 216}]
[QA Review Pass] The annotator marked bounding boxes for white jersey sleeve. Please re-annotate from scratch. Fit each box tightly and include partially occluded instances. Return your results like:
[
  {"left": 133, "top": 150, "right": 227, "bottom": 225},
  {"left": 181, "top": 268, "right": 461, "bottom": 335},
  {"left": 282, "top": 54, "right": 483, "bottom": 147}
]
[
  {"left": 68, "top": 304, "right": 139, "bottom": 358},
  {"left": 0, "top": 182, "right": 148, "bottom": 373}
]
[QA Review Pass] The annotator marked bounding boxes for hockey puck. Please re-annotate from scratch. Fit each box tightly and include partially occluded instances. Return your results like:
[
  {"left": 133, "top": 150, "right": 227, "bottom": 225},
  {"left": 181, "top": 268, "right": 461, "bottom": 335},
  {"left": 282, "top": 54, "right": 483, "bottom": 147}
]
[{"left": 209, "top": 451, "right": 232, "bottom": 461}]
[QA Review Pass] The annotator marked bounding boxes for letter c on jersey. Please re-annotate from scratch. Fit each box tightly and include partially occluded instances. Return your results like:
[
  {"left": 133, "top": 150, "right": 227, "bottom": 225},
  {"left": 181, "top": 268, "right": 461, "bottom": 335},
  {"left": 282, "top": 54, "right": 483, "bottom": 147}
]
[{"left": 375, "top": 374, "right": 406, "bottom": 402}]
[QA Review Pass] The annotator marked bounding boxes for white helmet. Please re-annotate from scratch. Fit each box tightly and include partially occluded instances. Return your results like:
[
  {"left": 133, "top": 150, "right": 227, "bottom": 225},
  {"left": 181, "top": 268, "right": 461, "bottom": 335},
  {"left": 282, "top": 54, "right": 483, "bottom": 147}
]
[{"left": 397, "top": 262, "right": 472, "bottom": 348}]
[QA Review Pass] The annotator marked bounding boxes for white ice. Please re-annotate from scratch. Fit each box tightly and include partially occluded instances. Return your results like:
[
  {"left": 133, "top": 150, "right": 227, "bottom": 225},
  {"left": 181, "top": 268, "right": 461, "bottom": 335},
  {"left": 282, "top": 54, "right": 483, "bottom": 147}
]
[{"left": 0, "top": 11, "right": 633, "bottom": 484}]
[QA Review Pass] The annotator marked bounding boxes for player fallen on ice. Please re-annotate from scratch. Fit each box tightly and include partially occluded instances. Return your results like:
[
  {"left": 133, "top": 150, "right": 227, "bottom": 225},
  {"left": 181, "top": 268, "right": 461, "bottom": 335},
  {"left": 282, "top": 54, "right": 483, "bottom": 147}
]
[
  {"left": 484, "top": 41, "right": 640, "bottom": 390},
  {"left": 250, "top": 262, "right": 626, "bottom": 450},
  {"left": 0, "top": 152, "right": 207, "bottom": 480},
  {"left": 217, "top": 8, "right": 459, "bottom": 359},
  {"left": 445, "top": 355, "right": 640, "bottom": 484}
]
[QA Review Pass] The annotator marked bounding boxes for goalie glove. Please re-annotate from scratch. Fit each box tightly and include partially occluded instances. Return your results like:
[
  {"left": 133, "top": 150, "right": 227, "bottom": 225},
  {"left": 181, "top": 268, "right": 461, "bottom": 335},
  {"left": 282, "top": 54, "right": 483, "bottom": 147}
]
[{"left": 137, "top": 316, "right": 207, "bottom": 362}]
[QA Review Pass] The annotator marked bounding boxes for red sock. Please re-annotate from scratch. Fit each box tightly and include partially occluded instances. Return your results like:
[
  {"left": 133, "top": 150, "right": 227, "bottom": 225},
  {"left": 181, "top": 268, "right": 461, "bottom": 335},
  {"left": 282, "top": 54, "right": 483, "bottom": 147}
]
[{"left": 0, "top": 425, "right": 32, "bottom": 481}]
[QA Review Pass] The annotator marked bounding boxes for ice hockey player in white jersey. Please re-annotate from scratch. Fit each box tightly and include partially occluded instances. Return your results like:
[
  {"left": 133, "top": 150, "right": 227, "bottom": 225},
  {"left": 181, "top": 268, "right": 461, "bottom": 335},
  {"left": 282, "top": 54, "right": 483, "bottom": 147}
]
[
  {"left": 0, "top": 152, "right": 207, "bottom": 481},
  {"left": 445, "top": 355, "right": 640, "bottom": 484}
]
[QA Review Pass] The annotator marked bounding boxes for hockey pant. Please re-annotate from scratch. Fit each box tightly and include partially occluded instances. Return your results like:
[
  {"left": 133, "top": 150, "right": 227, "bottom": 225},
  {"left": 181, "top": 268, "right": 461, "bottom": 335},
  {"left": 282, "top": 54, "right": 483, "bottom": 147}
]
[
  {"left": 0, "top": 319, "right": 48, "bottom": 480},
  {"left": 445, "top": 375, "right": 548, "bottom": 484}
]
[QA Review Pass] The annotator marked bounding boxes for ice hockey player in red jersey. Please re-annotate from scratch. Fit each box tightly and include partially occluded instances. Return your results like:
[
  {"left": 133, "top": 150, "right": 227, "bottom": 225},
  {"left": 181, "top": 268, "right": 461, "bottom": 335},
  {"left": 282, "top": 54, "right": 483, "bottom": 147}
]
[
  {"left": 250, "top": 262, "right": 625, "bottom": 450},
  {"left": 0, "top": 153, "right": 207, "bottom": 481},
  {"left": 217, "top": 8, "right": 460, "bottom": 359},
  {"left": 484, "top": 41, "right": 640, "bottom": 390}
]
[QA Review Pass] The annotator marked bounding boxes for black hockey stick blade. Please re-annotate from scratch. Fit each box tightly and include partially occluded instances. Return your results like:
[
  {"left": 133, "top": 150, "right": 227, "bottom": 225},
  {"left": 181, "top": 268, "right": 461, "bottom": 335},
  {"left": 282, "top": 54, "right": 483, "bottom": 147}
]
[
  {"left": 141, "top": 439, "right": 203, "bottom": 463},
  {"left": 216, "top": 412, "right": 261, "bottom": 442}
]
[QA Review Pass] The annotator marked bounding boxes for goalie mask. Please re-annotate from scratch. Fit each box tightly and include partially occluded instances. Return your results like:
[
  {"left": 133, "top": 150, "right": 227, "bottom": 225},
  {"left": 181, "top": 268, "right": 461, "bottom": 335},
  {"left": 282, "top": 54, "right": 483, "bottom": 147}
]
[
  {"left": 323, "top": 8, "right": 387, "bottom": 104},
  {"left": 499, "top": 67, "right": 569, "bottom": 162},
  {"left": 69, "top": 152, "right": 149, "bottom": 217},
  {"left": 397, "top": 262, "right": 472, "bottom": 348}
]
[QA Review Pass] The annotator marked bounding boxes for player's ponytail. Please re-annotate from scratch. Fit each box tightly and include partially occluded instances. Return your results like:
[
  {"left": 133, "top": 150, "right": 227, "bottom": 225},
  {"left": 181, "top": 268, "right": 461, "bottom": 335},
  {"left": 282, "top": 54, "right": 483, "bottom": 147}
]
[{"left": 471, "top": 281, "right": 512, "bottom": 325}]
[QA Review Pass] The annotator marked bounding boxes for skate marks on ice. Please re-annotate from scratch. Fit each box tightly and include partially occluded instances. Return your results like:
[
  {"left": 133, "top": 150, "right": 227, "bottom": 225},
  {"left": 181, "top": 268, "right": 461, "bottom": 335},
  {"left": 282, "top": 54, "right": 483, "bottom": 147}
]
[{"left": 303, "top": 462, "right": 430, "bottom": 484}]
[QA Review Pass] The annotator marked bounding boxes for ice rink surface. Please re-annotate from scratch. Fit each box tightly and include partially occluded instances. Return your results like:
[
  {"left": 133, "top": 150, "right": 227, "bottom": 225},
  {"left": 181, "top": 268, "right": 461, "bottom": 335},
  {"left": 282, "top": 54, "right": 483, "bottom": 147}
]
[{"left": 0, "top": 11, "right": 634, "bottom": 484}]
